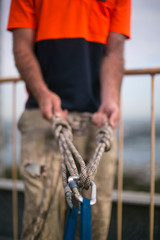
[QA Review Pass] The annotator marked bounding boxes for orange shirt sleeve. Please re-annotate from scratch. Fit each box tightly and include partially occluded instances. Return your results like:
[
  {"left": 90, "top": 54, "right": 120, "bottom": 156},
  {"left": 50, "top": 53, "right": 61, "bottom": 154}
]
[
  {"left": 7, "top": 0, "right": 36, "bottom": 31},
  {"left": 109, "top": 0, "right": 131, "bottom": 38}
]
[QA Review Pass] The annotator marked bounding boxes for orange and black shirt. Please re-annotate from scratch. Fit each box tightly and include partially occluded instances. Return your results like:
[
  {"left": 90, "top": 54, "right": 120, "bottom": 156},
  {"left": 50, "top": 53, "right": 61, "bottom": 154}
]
[{"left": 8, "top": 0, "right": 131, "bottom": 112}]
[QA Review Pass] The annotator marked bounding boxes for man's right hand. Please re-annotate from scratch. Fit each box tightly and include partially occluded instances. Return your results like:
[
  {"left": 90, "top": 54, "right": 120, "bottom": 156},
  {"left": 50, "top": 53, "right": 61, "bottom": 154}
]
[{"left": 37, "top": 90, "right": 68, "bottom": 122}]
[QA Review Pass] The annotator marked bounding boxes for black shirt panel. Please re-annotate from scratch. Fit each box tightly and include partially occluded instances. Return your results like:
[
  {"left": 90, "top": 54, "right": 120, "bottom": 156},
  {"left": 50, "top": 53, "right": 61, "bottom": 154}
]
[{"left": 26, "top": 38, "right": 105, "bottom": 113}]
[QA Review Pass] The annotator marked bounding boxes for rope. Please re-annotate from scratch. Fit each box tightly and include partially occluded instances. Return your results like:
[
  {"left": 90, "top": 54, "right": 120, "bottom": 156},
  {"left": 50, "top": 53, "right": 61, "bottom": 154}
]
[
  {"left": 85, "top": 124, "right": 112, "bottom": 186},
  {"left": 52, "top": 115, "right": 113, "bottom": 200}
]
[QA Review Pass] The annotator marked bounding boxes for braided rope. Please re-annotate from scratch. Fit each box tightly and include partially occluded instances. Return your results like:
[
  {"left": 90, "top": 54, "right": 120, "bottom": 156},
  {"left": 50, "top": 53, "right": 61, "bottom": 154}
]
[
  {"left": 52, "top": 115, "right": 113, "bottom": 192},
  {"left": 85, "top": 124, "right": 113, "bottom": 186}
]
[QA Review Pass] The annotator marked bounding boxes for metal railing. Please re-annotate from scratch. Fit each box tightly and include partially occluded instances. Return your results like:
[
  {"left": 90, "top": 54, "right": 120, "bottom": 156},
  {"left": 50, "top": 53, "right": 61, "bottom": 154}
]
[
  {"left": 118, "top": 67, "right": 160, "bottom": 240},
  {"left": 0, "top": 67, "right": 160, "bottom": 240}
]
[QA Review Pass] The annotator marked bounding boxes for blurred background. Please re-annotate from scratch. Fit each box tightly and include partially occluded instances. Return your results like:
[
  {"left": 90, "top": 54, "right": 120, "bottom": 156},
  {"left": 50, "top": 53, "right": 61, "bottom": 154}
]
[{"left": 0, "top": 0, "right": 160, "bottom": 239}]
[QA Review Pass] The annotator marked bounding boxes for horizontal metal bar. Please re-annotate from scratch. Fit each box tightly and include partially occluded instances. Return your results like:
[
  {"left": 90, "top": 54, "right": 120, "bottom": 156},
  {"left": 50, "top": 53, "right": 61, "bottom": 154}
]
[
  {"left": 0, "top": 67, "right": 160, "bottom": 83},
  {"left": 0, "top": 77, "right": 21, "bottom": 83},
  {"left": 1, "top": 179, "right": 160, "bottom": 206},
  {"left": 113, "top": 191, "right": 160, "bottom": 206},
  {"left": 125, "top": 67, "right": 160, "bottom": 76},
  {"left": 0, "top": 179, "right": 24, "bottom": 192}
]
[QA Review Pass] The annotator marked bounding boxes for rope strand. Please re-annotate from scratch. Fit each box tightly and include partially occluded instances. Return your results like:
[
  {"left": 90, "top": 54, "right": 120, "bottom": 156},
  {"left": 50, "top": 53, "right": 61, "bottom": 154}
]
[{"left": 52, "top": 116, "right": 113, "bottom": 192}]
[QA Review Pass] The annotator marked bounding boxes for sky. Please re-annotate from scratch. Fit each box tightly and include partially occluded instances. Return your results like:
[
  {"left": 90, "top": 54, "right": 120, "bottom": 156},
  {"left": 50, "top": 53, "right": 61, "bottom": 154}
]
[{"left": 0, "top": 0, "right": 160, "bottom": 122}]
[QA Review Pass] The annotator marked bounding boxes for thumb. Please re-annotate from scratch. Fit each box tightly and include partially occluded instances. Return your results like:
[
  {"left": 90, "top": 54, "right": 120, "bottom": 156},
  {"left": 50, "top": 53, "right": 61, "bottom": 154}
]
[
  {"left": 40, "top": 99, "right": 53, "bottom": 122},
  {"left": 92, "top": 109, "right": 107, "bottom": 128},
  {"left": 52, "top": 98, "right": 68, "bottom": 120},
  {"left": 51, "top": 94, "right": 63, "bottom": 116}
]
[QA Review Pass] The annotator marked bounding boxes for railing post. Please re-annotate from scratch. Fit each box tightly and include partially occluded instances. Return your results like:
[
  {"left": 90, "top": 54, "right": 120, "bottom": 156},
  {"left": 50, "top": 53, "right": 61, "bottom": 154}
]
[
  {"left": 12, "top": 82, "right": 18, "bottom": 240},
  {"left": 150, "top": 74, "right": 155, "bottom": 240},
  {"left": 117, "top": 101, "right": 123, "bottom": 240},
  {"left": 0, "top": 84, "right": 5, "bottom": 177}
]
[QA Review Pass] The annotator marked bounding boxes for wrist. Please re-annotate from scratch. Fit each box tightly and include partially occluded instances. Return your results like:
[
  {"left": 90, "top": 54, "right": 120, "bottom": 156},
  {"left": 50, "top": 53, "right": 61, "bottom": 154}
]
[
  {"left": 34, "top": 86, "right": 50, "bottom": 103},
  {"left": 101, "top": 94, "right": 120, "bottom": 107}
]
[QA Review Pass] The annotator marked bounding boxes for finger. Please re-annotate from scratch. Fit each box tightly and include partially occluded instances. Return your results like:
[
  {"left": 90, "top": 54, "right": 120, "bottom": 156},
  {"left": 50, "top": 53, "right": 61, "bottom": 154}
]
[
  {"left": 53, "top": 105, "right": 63, "bottom": 119},
  {"left": 51, "top": 94, "right": 62, "bottom": 113},
  {"left": 41, "top": 102, "right": 53, "bottom": 121},
  {"left": 54, "top": 111, "right": 63, "bottom": 118},
  {"left": 62, "top": 109, "right": 68, "bottom": 120},
  {"left": 92, "top": 112, "right": 107, "bottom": 124},
  {"left": 54, "top": 109, "right": 68, "bottom": 120},
  {"left": 53, "top": 104, "right": 62, "bottom": 114},
  {"left": 108, "top": 110, "right": 119, "bottom": 129},
  {"left": 92, "top": 112, "right": 107, "bottom": 128}
]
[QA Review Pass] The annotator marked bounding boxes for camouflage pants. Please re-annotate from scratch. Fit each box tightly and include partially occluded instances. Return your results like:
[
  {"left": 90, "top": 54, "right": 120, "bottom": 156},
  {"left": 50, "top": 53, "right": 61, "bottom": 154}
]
[{"left": 18, "top": 109, "right": 117, "bottom": 240}]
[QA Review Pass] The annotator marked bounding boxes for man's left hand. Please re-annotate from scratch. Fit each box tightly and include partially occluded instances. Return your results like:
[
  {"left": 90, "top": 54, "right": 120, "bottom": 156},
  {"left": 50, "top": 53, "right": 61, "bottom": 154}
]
[{"left": 92, "top": 102, "right": 120, "bottom": 129}]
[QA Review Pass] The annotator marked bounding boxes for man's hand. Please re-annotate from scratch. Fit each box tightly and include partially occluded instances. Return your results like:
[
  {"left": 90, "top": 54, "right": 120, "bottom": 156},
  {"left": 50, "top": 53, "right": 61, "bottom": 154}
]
[
  {"left": 38, "top": 90, "right": 67, "bottom": 121},
  {"left": 92, "top": 102, "right": 119, "bottom": 129}
]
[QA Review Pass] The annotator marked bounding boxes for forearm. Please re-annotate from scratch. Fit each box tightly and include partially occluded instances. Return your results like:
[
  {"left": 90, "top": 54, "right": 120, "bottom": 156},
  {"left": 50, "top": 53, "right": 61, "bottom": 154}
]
[
  {"left": 13, "top": 35, "right": 49, "bottom": 102},
  {"left": 100, "top": 51, "right": 124, "bottom": 106},
  {"left": 13, "top": 29, "right": 66, "bottom": 120},
  {"left": 100, "top": 32, "right": 125, "bottom": 106}
]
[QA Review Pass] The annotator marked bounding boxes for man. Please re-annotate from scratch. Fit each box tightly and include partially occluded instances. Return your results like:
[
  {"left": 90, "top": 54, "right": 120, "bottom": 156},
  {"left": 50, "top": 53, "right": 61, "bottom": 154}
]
[{"left": 8, "top": 0, "right": 131, "bottom": 239}]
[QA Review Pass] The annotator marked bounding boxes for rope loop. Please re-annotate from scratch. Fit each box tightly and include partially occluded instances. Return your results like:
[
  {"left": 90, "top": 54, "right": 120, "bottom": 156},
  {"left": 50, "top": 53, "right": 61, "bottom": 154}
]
[
  {"left": 52, "top": 115, "right": 113, "bottom": 207},
  {"left": 96, "top": 123, "right": 113, "bottom": 152},
  {"left": 52, "top": 116, "right": 73, "bottom": 141}
]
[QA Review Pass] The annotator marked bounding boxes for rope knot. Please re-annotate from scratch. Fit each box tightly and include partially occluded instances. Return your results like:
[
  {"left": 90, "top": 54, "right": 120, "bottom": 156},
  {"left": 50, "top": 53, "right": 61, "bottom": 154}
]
[
  {"left": 52, "top": 116, "right": 113, "bottom": 208},
  {"left": 96, "top": 123, "right": 113, "bottom": 152},
  {"left": 52, "top": 116, "right": 73, "bottom": 141}
]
